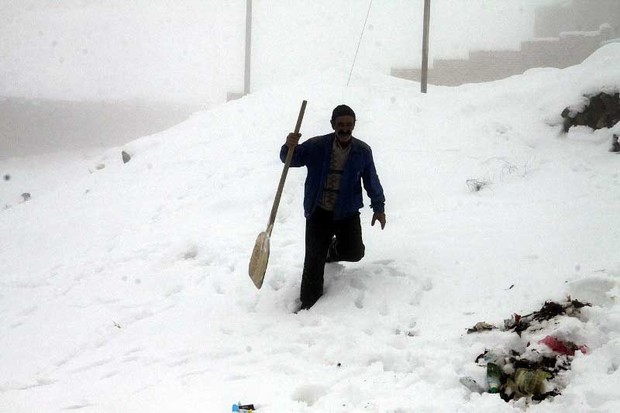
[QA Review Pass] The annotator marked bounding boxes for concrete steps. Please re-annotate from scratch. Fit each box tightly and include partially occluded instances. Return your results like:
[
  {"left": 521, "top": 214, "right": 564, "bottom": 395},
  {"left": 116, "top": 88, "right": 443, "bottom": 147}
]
[
  {"left": 391, "top": 0, "right": 618, "bottom": 86},
  {"left": 391, "top": 31, "right": 610, "bottom": 86}
]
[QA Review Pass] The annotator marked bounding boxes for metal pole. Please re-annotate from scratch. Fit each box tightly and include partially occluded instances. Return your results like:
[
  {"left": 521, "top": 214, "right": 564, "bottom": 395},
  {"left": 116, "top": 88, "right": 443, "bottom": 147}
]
[
  {"left": 244, "top": 0, "right": 252, "bottom": 95},
  {"left": 421, "top": 0, "right": 431, "bottom": 93}
]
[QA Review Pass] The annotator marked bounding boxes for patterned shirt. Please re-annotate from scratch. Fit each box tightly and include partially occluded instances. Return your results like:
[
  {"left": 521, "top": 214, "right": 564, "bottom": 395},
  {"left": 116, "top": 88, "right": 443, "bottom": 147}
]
[{"left": 318, "top": 139, "right": 351, "bottom": 211}]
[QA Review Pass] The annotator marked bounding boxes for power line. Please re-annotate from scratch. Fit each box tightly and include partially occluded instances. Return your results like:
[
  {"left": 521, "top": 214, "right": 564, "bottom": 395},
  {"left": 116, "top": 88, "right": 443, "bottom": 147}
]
[{"left": 347, "top": 0, "right": 374, "bottom": 87}]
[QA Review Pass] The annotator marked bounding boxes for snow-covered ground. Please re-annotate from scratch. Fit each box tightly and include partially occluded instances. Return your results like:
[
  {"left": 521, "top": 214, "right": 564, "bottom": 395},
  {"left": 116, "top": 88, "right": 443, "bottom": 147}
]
[{"left": 1, "top": 44, "right": 619, "bottom": 412}]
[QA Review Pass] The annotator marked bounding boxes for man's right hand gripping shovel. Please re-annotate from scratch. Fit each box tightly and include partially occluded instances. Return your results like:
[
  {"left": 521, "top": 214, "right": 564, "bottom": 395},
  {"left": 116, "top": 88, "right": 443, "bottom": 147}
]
[{"left": 286, "top": 132, "right": 301, "bottom": 148}]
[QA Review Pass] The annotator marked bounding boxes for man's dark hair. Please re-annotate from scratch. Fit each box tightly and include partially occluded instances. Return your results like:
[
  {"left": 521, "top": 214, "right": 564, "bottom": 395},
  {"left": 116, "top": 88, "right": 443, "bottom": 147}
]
[{"left": 331, "top": 105, "right": 356, "bottom": 121}]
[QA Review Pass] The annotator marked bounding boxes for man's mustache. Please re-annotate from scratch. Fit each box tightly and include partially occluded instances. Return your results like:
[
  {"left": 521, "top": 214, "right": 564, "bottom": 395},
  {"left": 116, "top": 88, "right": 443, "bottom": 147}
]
[{"left": 337, "top": 130, "right": 352, "bottom": 137}]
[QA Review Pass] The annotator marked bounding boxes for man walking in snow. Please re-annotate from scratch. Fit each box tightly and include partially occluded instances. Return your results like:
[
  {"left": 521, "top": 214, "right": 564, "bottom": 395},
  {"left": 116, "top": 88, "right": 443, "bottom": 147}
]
[{"left": 281, "top": 104, "right": 386, "bottom": 310}]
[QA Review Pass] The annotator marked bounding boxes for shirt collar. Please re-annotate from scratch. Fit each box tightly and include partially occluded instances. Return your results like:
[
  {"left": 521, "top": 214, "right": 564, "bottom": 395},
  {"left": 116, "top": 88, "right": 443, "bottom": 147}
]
[{"left": 330, "top": 133, "right": 355, "bottom": 151}]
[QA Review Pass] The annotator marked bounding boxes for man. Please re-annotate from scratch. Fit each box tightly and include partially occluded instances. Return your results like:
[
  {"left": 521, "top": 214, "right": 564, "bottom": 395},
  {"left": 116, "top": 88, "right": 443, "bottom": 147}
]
[{"left": 281, "top": 104, "right": 386, "bottom": 310}]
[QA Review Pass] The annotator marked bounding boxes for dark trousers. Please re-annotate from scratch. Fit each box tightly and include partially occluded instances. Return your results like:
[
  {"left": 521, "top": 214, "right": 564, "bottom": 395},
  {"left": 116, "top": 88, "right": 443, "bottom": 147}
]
[{"left": 300, "top": 207, "right": 365, "bottom": 307}]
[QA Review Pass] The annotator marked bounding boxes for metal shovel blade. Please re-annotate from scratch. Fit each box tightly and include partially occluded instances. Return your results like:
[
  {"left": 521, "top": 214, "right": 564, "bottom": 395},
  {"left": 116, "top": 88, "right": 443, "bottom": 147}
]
[{"left": 248, "top": 231, "right": 270, "bottom": 289}]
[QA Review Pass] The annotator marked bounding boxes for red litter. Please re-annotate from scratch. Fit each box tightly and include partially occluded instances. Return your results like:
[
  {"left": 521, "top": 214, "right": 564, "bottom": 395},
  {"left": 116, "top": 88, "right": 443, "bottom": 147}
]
[{"left": 538, "top": 336, "right": 588, "bottom": 356}]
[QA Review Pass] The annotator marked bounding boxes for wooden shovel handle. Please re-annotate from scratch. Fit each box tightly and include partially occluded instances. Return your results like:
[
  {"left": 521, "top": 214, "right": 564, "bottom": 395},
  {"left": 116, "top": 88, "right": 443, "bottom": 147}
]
[{"left": 267, "top": 100, "right": 307, "bottom": 235}]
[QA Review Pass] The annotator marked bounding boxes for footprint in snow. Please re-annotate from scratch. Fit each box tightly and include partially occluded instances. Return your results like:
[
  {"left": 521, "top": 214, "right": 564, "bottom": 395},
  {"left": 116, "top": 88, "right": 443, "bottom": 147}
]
[
  {"left": 71, "top": 358, "right": 114, "bottom": 374},
  {"left": 62, "top": 402, "right": 94, "bottom": 411},
  {"left": 354, "top": 291, "right": 365, "bottom": 309},
  {"left": 182, "top": 246, "right": 199, "bottom": 260},
  {"left": 291, "top": 384, "right": 328, "bottom": 406},
  {"left": 372, "top": 259, "right": 395, "bottom": 266},
  {"left": 566, "top": 275, "right": 618, "bottom": 307},
  {"left": 325, "top": 262, "right": 345, "bottom": 276},
  {"left": 100, "top": 370, "right": 119, "bottom": 380},
  {"left": 349, "top": 277, "right": 366, "bottom": 290}
]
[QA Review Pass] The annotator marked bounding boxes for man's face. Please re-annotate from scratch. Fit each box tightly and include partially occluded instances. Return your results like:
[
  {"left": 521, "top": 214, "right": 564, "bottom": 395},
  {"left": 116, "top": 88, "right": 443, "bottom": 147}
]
[{"left": 331, "top": 115, "right": 355, "bottom": 142}]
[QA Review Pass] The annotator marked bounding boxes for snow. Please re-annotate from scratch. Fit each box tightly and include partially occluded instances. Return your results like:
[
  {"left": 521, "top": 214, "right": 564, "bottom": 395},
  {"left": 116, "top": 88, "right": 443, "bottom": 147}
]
[{"left": 1, "top": 43, "right": 620, "bottom": 412}]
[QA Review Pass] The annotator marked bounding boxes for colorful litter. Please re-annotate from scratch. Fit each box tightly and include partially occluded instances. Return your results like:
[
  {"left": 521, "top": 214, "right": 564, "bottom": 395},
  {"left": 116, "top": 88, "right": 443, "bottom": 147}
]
[{"left": 462, "top": 298, "right": 592, "bottom": 403}]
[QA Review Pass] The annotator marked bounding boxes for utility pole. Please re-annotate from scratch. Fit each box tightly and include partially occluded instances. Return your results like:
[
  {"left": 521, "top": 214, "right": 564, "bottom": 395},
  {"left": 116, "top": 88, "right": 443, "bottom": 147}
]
[
  {"left": 244, "top": 0, "right": 252, "bottom": 95},
  {"left": 421, "top": 0, "right": 431, "bottom": 93}
]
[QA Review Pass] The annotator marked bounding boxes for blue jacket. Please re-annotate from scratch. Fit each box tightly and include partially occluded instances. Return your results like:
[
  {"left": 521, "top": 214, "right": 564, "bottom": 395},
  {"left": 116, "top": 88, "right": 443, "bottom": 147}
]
[{"left": 280, "top": 133, "right": 385, "bottom": 220}]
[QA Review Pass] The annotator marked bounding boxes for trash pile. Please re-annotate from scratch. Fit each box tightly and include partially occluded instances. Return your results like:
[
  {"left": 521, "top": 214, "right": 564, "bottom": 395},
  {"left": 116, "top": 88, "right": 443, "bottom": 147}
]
[{"left": 462, "top": 298, "right": 591, "bottom": 403}]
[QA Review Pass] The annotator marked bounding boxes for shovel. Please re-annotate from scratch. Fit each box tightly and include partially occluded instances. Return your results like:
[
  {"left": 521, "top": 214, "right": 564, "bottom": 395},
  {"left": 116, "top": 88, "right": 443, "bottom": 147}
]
[{"left": 249, "top": 100, "right": 307, "bottom": 289}]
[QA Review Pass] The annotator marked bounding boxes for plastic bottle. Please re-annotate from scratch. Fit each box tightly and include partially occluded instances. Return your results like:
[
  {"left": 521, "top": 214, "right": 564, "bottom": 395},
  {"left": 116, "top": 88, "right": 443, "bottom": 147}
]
[
  {"left": 483, "top": 351, "right": 498, "bottom": 363},
  {"left": 513, "top": 368, "right": 550, "bottom": 396},
  {"left": 460, "top": 376, "right": 485, "bottom": 394},
  {"left": 487, "top": 363, "right": 502, "bottom": 393}
]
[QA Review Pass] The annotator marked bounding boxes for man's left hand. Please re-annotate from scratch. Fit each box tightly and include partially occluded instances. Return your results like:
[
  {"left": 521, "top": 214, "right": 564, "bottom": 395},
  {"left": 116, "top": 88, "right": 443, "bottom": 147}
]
[{"left": 371, "top": 212, "right": 386, "bottom": 230}]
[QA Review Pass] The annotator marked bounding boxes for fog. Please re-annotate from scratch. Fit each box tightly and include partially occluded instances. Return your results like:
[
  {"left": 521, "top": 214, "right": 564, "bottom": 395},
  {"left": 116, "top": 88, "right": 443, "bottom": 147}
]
[
  {"left": 2, "top": 0, "right": 614, "bottom": 158},
  {"left": 1, "top": 0, "right": 542, "bottom": 104}
]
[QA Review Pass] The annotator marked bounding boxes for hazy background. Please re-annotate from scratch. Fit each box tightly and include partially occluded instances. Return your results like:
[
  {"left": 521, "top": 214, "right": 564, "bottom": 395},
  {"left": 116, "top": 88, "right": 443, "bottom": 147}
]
[
  {"left": 1, "top": 0, "right": 609, "bottom": 158},
  {"left": 0, "top": 0, "right": 543, "bottom": 104}
]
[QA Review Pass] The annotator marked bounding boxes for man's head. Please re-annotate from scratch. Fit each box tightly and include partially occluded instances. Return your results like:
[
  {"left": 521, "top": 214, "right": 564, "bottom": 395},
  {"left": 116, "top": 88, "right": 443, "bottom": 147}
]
[{"left": 331, "top": 104, "right": 356, "bottom": 143}]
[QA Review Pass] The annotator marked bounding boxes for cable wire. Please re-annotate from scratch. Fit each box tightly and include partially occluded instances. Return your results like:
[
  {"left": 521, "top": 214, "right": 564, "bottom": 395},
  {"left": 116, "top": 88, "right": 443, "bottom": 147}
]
[{"left": 347, "top": 0, "right": 374, "bottom": 87}]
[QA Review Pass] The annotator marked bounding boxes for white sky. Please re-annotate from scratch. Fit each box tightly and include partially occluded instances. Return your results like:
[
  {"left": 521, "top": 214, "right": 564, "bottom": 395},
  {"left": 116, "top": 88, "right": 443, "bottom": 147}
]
[{"left": 0, "top": 1, "right": 560, "bottom": 104}]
